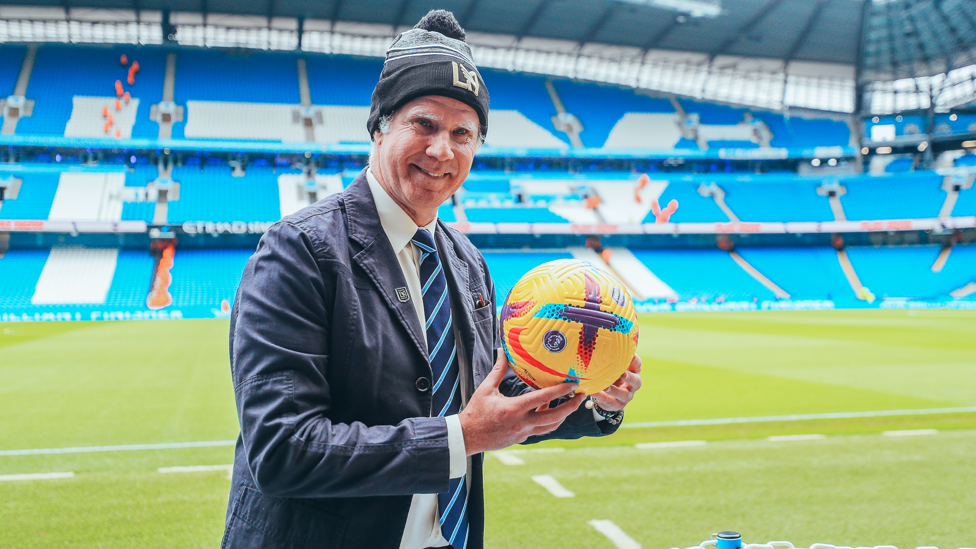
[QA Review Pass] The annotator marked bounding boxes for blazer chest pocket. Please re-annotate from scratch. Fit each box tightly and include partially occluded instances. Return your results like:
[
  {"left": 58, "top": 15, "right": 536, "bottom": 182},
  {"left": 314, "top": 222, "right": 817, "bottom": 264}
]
[{"left": 222, "top": 486, "right": 346, "bottom": 549}]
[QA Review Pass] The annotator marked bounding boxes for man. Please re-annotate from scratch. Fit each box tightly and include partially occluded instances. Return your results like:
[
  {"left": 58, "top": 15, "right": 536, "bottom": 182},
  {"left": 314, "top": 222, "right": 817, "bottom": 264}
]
[{"left": 222, "top": 10, "right": 642, "bottom": 549}]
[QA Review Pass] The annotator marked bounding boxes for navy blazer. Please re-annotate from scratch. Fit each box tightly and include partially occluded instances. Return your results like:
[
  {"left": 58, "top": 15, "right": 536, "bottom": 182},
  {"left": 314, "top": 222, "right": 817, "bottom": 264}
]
[{"left": 222, "top": 170, "right": 617, "bottom": 549}]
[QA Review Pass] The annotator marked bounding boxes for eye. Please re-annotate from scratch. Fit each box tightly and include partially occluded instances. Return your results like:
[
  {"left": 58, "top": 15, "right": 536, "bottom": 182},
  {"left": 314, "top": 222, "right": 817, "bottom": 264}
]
[{"left": 417, "top": 119, "right": 432, "bottom": 127}]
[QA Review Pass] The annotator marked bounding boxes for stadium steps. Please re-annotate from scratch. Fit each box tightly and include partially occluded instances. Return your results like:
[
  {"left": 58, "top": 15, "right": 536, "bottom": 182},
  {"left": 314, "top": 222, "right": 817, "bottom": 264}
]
[
  {"left": 568, "top": 246, "right": 675, "bottom": 301},
  {"left": 1, "top": 44, "right": 35, "bottom": 134},
  {"left": 931, "top": 246, "right": 952, "bottom": 273},
  {"left": 836, "top": 249, "right": 867, "bottom": 299},
  {"left": 277, "top": 172, "right": 343, "bottom": 218},
  {"left": 48, "top": 172, "right": 126, "bottom": 222},
  {"left": 698, "top": 183, "right": 739, "bottom": 222},
  {"left": 31, "top": 246, "right": 119, "bottom": 305},
  {"left": 817, "top": 182, "right": 848, "bottom": 221},
  {"left": 154, "top": 52, "right": 180, "bottom": 139},
  {"left": 728, "top": 251, "right": 790, "bottom": 299},
  {"left": 939, "top": 173, "right": 973, "bottom": 217},
  {"left": 949, "top": 282, "right": 976, "bottom": 298},
  {"left": 484, "top": 110, "right": 568, "bottom": 149},
  {"left": 543, "top": 79, "right": 583, "bottom": 148},
  {"left": 604, "top": 247, "right": 676, "bottom": 300}
]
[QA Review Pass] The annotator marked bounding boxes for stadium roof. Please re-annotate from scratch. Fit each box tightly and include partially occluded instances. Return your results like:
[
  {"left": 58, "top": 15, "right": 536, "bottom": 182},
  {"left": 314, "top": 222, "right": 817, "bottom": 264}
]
[{"left": 6, "top": 0, "right": 976, "bottom": 82}]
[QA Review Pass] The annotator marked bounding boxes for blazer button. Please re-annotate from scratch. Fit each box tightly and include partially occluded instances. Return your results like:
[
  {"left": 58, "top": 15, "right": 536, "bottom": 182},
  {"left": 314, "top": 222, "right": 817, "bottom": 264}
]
[{"left": 416, "top": 377, "right": 431, "bottom": 392}]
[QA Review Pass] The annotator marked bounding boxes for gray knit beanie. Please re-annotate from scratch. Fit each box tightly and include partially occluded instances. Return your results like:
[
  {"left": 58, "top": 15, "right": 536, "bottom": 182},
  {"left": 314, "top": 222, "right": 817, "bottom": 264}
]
[{"left": 367, "top": 9, "right": 490, "bottom": 140}]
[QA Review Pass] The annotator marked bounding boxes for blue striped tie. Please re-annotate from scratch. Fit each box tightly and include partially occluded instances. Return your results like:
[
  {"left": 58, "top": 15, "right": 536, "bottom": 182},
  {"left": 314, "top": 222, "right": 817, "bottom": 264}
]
[{"left": 412, "top": 228, "right": 468, "bottom": 549}]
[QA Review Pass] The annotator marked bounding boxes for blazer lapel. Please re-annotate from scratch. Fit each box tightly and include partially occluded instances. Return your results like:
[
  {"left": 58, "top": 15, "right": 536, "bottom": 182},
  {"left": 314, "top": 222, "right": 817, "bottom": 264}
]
[
  {"left": 437, "top": 225, "right": 477, "bottom": 390},
  {"left": 344, "top": 171, "right": 429, "bottom": 361}
]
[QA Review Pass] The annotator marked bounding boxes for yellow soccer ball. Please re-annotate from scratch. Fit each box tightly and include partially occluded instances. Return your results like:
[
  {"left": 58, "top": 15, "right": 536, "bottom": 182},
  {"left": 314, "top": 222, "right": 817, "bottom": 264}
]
[{"left": 500, "top": 259, "right": 639, "bottom": 395}]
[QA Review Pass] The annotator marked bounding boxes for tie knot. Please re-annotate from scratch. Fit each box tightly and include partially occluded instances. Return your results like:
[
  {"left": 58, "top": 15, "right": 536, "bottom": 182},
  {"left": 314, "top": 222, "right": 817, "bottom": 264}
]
[{"left": 412, "top": 228, "right": 436, "bottom": 253}]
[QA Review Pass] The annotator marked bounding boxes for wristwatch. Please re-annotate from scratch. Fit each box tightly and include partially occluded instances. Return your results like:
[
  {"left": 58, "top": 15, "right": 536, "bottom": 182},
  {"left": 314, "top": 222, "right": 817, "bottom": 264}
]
[{"left": 590, "top": 399, "right": 624, "bottom": 426}]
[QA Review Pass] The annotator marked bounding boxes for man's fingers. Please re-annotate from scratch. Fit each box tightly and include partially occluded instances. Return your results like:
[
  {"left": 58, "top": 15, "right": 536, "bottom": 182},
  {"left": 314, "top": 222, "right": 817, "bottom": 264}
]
[
  {"left": 531, "top": 393, "right": 585, "bottom": 422},
  {"left": 480, "top": 349, "right": 510, "bottom": 390},
  {"left": 517, "top": 382, "right": 578, "bottom": 410},
  {"left": 628, "top": 354, "right": 642, "bottom": 373}
]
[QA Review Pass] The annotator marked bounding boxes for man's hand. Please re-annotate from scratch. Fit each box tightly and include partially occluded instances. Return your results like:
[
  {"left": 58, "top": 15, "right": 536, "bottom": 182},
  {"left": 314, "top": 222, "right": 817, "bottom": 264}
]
[
  {"left": 459, "top": 350, "right": 585, "bottom": 456},
  {"left": 589, "top": 353, "right": 642, "bottom": 413}
]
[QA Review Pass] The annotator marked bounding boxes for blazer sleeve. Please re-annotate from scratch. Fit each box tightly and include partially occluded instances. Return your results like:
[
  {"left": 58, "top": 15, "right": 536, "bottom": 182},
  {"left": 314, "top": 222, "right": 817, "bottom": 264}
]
[{"left": 230, "top": 221, "right": 451, "bottom": 499}]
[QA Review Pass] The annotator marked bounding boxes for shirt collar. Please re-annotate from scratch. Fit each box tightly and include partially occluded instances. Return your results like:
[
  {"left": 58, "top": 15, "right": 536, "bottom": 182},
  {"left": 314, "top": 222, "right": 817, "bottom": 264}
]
[{"left": 366, "top": 167, "right": 437, "bottom": 254}]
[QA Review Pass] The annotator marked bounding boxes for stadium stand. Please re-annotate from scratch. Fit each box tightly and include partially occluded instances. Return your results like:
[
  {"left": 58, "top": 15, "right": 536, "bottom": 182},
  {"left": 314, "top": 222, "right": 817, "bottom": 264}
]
[
  {"left": 838, "top": 172, "right": 947, "bottom": 220},
  {"left": 864, "top": 114, "right": 927, "bottom": 139},
  {"left": 167, "top": 248, "right": 252, "bottom": 308},
  {"left": 846, "top": 244, "right": 976, "bottom": 299},
  {"left": 167, "top": 165, "right": 283, "bottom": 224},
  {"left": 480, "top": 68, "right": 568, "bottom": 148},
  {"left": 121, "top": 164, "right": 159, "bottom": 223},
  {"left": 934, "top": 113, "right": 976, "bottom": 134},
  {"left": 0, "top": 249, "right": 50, "bottom": 308},
  {"left": 680, "top": 99, "right": 747, "bottom": 125},
  {"left": 604, "top": 113, "right": 685, "bottom": 149},
  {"left": 756, "top": 113, "right": 851, "bottom": 149},
  {"left": 18, "top": 44, "right": 166, "bottom": 138},
  {"left": 632, "top": 249, "right": 776, "bottom": 301},
  {"left": 720, "top": 178, "right": 834, "bottom": 222},
  {"left": 734, "top": 247, "right": 854, "bottom": 300},
  {"left": 103, "top": 250, "right": 155, "bottom": 307},
  {"left": 551, "top": 80, "right": 675, "bottom": 149},
  {"left": 643, "top": 181, "right": 730, "bottom": 223},
  {"left": 47, "top": 171, "right": 126, "bottom": 222},
  {"left": 465, "top": 207, "right": 571, "bottom": 223},
  {"left": 0, "top": 172, "right": 59, "bottom": 220},
  {"left": 174, "top": 49, "right": 300, "bottom": 104},
  {"left": 438, "top": 203, "right": 456, "bottom": 223},
  {"left": 482, "top": 251, "right": 575, "bottom": 305},
  {"left": 305, "top": 55, "right": 380, "bottom": 106},
  {"left": 31, "top": 246, "right": 119, "bottom": 304},
  {"left": 183, "top": 101, "right": 306, "bottom": 142},
  {"left": 954, "top": 186, "right": 976, "bottom": 216},
  {"left": 0, "top": 44, "right": 27, "bottom": 127}
]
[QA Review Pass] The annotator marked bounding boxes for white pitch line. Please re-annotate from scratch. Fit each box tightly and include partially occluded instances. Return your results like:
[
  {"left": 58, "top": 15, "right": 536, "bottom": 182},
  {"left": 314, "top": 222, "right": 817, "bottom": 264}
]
[
  {"left": 768, "top": 434, "right": 827, "bottom": 442},
  {"left": 0, "top": 472, "right": 74, "bottom": 482},
  {"left": 158, "top": 464, "right": 233, "bottom": 474},
  {"left": 531, "top": 474, "right": 574, "bottom": 498},
  {"left": 883, "top": 429, "right": 938, "bottom": 437},
  {"left": 588, "top": 519, "right": 642, "bottom": 549},
  {"left": 636, "top": 440, "right": 707, "bottom": 450},
  {"left": 620, "top": 406, "right": 976, "bottom": 429},
  {"left": 0, "top": 440, "right": 236, "bottom": 456},
  {"left": 492, "top": 451, "right": 525, "bottom": 466}
]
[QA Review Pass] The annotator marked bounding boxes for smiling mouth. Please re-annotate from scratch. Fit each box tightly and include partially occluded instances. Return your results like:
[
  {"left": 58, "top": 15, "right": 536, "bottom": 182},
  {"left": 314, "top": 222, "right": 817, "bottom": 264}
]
[{"left": 415, "top": 165, "right": 450, "bottom": 178}]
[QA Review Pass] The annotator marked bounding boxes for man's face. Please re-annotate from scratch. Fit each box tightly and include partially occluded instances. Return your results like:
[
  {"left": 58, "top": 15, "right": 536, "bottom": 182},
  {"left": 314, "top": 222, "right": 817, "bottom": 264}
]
[{"left": 372, "top": 95, "right": 480, "bottom": 225}]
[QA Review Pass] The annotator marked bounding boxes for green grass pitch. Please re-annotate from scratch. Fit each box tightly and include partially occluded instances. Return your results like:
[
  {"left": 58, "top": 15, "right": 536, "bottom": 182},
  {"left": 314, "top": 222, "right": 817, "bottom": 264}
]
[{"left": 1, "top": 310, "right": 975, "bottom": 548}]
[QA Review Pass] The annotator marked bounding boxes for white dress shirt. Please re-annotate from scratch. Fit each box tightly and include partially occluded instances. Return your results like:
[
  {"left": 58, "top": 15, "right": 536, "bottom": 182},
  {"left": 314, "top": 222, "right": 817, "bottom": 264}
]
[{"left": 365, "top": 169, "right": 468, "bottom": 549}]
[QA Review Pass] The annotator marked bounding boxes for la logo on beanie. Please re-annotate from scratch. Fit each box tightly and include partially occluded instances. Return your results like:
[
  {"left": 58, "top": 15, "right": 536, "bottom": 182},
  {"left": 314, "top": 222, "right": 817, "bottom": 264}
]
[{"left": 452, "top": 62, "right": 480, "bottom": 97}]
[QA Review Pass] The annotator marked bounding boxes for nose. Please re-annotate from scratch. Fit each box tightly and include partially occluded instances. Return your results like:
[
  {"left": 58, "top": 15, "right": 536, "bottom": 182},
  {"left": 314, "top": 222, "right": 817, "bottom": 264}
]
[{"left": 426, "top": 130, "right": 455, "bottom": 162}]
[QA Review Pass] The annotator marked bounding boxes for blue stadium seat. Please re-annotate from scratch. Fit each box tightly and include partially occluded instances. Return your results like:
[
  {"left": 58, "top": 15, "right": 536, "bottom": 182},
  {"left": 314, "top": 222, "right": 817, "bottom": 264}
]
[
  {"left": 734, "top": 247, "right": 853, "bottom": 300},
  {"left": 954, "top": 187, "right": 976, "bottom": 216},
  {"left": 0, "top": 45, "right": 26, "bottom": 128},
  {"left": 167, "top": 165, "right": 284, "bottom": 223},
  {"left": 632, "top": 248, "right": 775, "bottom": 301},
  {"left": 0, "top": 173, "right": 60, "bottom": 220},
  {"left": 438, "top": 204, "right": 456, "bottom": 222},
  {"left": 482, "top": 251, "right": 575, "bottom": 305},
  {"left": 462, "top": 179, "right": 511, "bottom": 193},
  {"left": 174, "top": 49, "right": 300, "bottom": 104},
  {"left": 306, "top": 55, "right": 382, "bottom": 106},
  {"left": 955, "top": 154, "right": 976, "bottom": 168},
  {"left": 18, "top": 44, "right": 166, "bottom": 137},
  {"left": 465, "top": 207, "right": 570, "bottom": 223},
  {"left": 552, "top": 80, "right": 674, "bottom": 148},
  {"left": 756, "top": 114, "right": 850, "bottom": 149},
  {"left": 0, "top": 249, "right": 49, "bottom": 308},
  {"left": 643, "top": 182, "right": 729, "bottom": 223},
  {"left": 839, "top": 172, "right": 946, "bottom": 220},
  {"left": 674, "top": 137, "right": 700, "bottom": 149},
  {"left": 103, "top": 251, "right": 155, "bottom": 307},
  {"left": 121, "top": 164, "right": 158, "bottom": 222},
  {"left": 846, "top": 244, "right": 976, "bottom": 299},
  {"left": 480, "top": 68, "right": 567, "bottom": 146},
  {"left": 680, "top": 99, "right": 745, "bottom": 125},
  {"left": 168, "top": 248, "right": 253, "bottom": 308},
  {"left": 708, "top": 140, "right": 757, "bottom": 149},
  {"left": 722, "top": 179, "right": 833, "bottom": 222}
]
